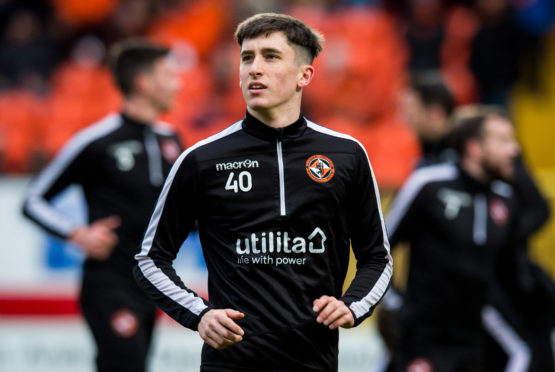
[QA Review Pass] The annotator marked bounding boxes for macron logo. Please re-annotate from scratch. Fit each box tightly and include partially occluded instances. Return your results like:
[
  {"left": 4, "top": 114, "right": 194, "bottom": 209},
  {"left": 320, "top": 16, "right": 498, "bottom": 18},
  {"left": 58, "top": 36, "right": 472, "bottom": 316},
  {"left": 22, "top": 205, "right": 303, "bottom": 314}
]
[{"left": 216, "top": 159, "right": 259, "bottom": 171}]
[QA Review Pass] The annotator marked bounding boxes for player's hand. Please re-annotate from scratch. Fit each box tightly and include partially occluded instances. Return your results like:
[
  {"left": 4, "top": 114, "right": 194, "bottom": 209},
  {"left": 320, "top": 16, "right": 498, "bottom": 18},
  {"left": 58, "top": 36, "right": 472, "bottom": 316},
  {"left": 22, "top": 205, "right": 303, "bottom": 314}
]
[
  {"left": 70, "top": 215, "right": 121, "bottom": 260},
  {"left": 198, "top": 309, "right": 245, "bottom": 350},
  {"left": 313, "top": 295, "right": 354, "bottom": 330}
]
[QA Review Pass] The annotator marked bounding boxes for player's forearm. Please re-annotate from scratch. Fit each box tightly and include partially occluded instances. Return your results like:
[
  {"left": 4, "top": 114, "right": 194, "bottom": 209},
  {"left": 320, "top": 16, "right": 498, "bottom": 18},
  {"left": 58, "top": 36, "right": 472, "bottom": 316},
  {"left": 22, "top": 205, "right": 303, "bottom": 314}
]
[
  {"left": 22, "top": 197, "right": 78, "bottom": 240},
  {"left": 340, "top": 251, "right": 393, "bottom": 326},
  {"left": 133, "top": 252, "right": 212, "bottom": 330}
]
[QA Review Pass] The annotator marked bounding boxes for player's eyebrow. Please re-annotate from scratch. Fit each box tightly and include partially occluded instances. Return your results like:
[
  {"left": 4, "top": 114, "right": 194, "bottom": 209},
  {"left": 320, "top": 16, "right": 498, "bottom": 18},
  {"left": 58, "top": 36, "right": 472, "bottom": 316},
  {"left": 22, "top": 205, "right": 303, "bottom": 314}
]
[{"left": 241, "top": 47, "right": 283, "bottom": 56}]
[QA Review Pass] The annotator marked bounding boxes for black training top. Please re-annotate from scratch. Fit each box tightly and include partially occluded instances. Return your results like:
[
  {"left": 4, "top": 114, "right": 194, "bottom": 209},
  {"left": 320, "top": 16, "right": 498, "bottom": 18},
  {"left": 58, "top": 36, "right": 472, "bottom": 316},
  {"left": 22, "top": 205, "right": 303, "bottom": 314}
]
[
  {"left": 23, "top": 113, "right": 182, "bottom": 280},
  {"left": 386, "top": 163, "right": 517, "bottom": 343},
  {"left": 134, "top": 112, "right": 392, "bottom": 371}
]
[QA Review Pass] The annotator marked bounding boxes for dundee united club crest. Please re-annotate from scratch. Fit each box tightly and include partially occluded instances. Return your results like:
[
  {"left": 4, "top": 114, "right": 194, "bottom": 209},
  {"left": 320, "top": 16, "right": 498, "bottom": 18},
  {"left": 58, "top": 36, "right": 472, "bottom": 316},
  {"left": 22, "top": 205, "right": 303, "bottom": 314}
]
[{"left": 306, "top": 155, "right": 335, "bottom": 183}]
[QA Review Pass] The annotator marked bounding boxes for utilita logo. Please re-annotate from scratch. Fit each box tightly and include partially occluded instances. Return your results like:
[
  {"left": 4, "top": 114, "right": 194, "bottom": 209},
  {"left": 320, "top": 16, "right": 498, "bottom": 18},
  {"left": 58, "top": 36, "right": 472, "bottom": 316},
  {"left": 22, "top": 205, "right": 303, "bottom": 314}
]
[
  {"left": 216, "top": 159, "right": 259, "bottom": 171},
  {"left": 235, "top": 228, "right": 327, "bottom": 266}
]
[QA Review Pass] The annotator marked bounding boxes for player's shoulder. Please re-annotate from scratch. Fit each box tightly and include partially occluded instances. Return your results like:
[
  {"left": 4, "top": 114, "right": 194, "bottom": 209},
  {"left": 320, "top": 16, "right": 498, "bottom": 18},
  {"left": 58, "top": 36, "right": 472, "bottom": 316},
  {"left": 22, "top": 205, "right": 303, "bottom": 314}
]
[
  {"left": 305, "top": 119, "right": 363, "bottom": 153},
  {"left": 152, "top": 120, "right": 177, "bottom": 137},
  {"left": 62, "top": 113, "right": 123, "bottom": 154},
  {"left": 175, "top": 119, "right": 245, "bottom": 162},
  {"left": 402, "top": 163, "right": 459, "bottom": 194}
]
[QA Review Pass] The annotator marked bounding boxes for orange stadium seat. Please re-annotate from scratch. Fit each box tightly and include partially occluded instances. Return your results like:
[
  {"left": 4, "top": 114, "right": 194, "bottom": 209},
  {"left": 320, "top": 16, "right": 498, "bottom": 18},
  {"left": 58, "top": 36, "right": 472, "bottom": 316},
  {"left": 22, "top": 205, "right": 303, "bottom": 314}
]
[
  {"left": 43, "top": 62, "right": 122, "bottom": 157},
  {"left": 440, "top": 6, "right": 480, "bottom": 104},
  {"left": 147, "top": 0, "right": 229, "bottom": 60},
  {"left": 324, "top": 115, "right": 420, "bottom": 190},
  {"left": 304, "top": 7, "right": 408, "bottom": 122},
  {"left": 0, "top": 90, "right": 46, "bottom": 173},
  {"left": 52, "top": 0, "right": 120, "bottom": 25}
]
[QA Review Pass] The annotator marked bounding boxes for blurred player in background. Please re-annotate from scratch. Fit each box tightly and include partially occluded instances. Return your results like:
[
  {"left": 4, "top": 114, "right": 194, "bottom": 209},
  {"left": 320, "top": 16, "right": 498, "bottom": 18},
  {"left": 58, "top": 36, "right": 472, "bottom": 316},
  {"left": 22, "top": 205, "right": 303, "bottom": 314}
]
[
  {"left": 386, "top": 107, "right": 520, "bottom": 371},
  {"left": 22, "top": 40, "right": 182, "bottom": 372},
  {"left": 134, "top": 13, "right": 392, "bottom": 372},
  {"left": 466, "top": 107, "right": 553, "bottom": 372},
  {"left": 402, "top": 72, "right": 457, "bottom": 168},
  {"left": 377, "top": 73, "right": 457, "bottom": 371}
]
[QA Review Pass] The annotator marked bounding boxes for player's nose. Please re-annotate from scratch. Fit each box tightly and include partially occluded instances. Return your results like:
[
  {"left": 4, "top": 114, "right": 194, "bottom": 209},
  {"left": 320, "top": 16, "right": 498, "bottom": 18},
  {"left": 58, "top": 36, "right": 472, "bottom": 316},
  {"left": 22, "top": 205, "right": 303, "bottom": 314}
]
[{"left": 249, "top": 56, "right": 263, "bottom": 77}]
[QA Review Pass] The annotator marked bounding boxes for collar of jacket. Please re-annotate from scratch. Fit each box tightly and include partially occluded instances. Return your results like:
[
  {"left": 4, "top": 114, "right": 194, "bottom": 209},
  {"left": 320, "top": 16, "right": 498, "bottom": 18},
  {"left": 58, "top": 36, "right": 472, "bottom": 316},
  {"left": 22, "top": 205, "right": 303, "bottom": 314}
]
[
  {"left": 121, "top": 112, "right": 153, "bottom": 130},
  {"left": 456, "top": 163, "right": 494, "bottom": 193},
  {"left": 241, "top": 110, "right": 307, "bottom": 141}
]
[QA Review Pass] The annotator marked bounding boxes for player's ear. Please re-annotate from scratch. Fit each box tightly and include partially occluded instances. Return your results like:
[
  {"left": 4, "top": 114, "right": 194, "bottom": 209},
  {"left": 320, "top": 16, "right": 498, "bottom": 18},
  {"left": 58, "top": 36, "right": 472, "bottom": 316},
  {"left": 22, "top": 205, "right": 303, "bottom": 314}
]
[
  {"left": 134, "top": 72, "right": 150, "bottom": 95},
  {"left": 297, "top": 64, "right": 314, "bottom": 89},
  {"left": 466, "top": 138, "right": 482, "bottom": 159}
]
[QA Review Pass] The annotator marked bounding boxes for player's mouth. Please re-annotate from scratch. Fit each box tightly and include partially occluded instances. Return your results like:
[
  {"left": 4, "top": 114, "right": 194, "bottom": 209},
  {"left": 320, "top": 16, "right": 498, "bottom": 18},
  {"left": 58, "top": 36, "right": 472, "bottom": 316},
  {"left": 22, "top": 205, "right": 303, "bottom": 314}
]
[{"left": 248, "top": 82, "right": 267, "bottom": 93}]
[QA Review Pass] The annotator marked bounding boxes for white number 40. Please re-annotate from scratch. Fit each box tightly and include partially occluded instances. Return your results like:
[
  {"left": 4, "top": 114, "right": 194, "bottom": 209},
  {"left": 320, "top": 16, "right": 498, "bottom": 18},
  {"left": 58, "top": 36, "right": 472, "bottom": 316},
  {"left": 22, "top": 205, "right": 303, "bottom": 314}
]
[{"left": 225, "top": 171, "right": 252, "bottom": 193}]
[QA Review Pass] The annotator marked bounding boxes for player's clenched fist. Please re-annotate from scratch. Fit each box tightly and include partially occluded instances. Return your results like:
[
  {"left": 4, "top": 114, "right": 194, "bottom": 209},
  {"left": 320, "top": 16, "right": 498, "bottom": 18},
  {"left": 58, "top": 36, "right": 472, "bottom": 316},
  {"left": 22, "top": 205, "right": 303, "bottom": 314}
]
[
  {"left": 198, "top": 309, "right": 245, "bottom": 350},
  {"left": 313, "top": 295, "right": 354, "bottom": 330}
]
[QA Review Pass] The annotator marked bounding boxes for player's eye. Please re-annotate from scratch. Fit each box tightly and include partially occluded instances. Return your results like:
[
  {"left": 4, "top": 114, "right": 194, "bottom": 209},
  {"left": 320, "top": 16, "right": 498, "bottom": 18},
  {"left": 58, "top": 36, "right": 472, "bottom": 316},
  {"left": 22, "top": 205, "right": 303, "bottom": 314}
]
[{"left": 241, "top": 55, "right": 253, "bottom": 62}]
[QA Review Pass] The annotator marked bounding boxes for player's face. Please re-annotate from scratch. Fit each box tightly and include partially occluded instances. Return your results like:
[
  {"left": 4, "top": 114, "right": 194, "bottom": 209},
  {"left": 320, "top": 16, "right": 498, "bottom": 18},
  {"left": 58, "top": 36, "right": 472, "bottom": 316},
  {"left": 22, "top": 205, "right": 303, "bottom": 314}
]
[
  {"left": 402, "top": 89, "right": 428, "bottom": 137},
  {"left": 479, "top": 116, "right": 520, "bottom": 181},
  {"left": 143, "top": 56, "right": 180, "bottom": 112},
  {"left": 239, "top": 32, "right": 310, "bottom": 115}
]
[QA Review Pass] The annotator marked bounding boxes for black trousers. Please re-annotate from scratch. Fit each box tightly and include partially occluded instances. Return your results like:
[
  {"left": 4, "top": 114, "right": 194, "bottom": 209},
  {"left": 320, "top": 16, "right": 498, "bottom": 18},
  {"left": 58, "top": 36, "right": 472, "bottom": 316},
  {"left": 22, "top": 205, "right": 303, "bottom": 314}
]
[{"left": 80, "top": 271, "right": 157, "bottom": 372}]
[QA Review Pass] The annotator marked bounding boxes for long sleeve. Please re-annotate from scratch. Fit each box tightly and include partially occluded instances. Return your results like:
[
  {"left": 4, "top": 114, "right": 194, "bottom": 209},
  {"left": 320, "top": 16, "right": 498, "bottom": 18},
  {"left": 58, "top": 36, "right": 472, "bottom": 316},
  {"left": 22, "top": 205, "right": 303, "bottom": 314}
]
[
  {"left": 133, "top": 148, "right": 212, "bottom": 331},
  {"left": 22, "top": 127, "right": 98, "bottom": 239},
  {"left": 385, "top": 165, "right": 453, "bottom": 247},
  {"left": 339, "top": 143, "right": 393, "bottom": 326},
  {"left": 511, "top": 156, "right": 550, "bottom": 239}
]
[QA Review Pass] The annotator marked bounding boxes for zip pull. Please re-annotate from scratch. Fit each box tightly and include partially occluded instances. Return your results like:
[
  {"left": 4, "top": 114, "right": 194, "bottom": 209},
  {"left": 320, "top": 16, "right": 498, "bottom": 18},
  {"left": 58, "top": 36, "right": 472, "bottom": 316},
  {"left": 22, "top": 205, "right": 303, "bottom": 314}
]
[
  {"left": 144, "top": 128, "right": 164, "bottom": 186},
  {"left": 276, "top": 139, "right": 286, "bottom": 216},
  {"left": 473, "top": 193, "right": 487, "bottom": 245}
]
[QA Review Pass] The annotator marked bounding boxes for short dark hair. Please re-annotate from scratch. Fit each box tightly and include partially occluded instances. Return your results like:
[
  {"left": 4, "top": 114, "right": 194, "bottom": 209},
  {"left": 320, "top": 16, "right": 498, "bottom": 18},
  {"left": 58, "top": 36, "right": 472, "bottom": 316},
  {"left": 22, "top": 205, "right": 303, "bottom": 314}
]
[
  {"left": 448, "top": 105, "right": 509, "bottom": 157},
  {"left": 411, "top": 72, "right": 455, "bottom": 116},
  {"left": 108, "top": 39, "right": 170, "bottom": 96},
  {"left": 234, "top": 13, "right": 324, "bottom": 64}
]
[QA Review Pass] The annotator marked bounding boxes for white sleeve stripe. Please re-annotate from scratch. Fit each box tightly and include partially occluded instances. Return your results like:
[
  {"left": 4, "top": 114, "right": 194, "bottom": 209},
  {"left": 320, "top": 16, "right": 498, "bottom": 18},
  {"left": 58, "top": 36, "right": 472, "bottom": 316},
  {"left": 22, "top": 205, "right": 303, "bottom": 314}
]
[
  {"left": 26, "top": 196, "right": 77, "bottom": 236},
  {"left": 307, "top": 121, "right": 392, "bottom": 316},
  {"left": 349, "top": 256, "right": 393, "bottom": 318},
  {"left": 25, "top": 114, "right": 122, "bottom": 235},
  {"left": 135, "top": 121, "right": 243, "bottom": 314},
  {"left": 482, "top": 306, "right": 531, "bottom": 372},
  {"left": 386, "top": 164, "right": 458, "bottom": 236},
  {"left": 138, "top": 259, "right": 208, "bottom": 315}
]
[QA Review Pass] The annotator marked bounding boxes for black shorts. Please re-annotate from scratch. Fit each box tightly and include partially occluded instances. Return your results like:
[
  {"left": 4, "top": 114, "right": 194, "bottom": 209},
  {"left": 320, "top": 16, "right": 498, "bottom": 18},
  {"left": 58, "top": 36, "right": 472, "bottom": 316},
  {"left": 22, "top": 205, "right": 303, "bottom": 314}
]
[{"left": 80, "top": 270, "right": 157, "bottom": 372}]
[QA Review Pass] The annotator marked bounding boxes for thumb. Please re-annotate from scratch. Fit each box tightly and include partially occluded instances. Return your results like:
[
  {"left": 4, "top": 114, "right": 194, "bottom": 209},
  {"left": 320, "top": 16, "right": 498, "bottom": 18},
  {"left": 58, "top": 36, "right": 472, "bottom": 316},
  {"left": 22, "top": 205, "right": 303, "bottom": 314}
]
[
  {"left": 225, "top": 309, "right": 245, "bottom": 319},
  {"left": 97, "top": 215, "right": 121, "bottom": 229}
]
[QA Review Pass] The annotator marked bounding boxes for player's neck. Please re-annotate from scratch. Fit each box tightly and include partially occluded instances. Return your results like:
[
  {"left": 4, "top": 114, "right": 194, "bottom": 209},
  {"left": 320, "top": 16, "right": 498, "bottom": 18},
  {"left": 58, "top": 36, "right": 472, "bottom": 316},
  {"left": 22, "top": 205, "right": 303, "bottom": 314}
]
[
  {"left": 247, "top": 104, "right": 301, "bottom": 129},
  {"left": 460, "top": 157, "right": 491, "bottom": 184},
  {"left": 122, "top": 97, "right": 160, "bottom": 125}
]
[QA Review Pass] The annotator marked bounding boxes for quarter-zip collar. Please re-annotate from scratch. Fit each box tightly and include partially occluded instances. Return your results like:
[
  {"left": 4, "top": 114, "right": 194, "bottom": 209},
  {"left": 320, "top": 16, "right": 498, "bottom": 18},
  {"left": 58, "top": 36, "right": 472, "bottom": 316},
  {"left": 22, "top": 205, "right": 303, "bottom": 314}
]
[
  {"left": 457, "top": 163, "right": 493, "bottom": 193},
  {"left": 121, "top": 112, "right": 153, "bottom": 129},
  {"left": 242, "top": 110, "right": 307, "bottom": 141},
  {"left": 120, "top": 112, "right": 164, "bottom": 186}
]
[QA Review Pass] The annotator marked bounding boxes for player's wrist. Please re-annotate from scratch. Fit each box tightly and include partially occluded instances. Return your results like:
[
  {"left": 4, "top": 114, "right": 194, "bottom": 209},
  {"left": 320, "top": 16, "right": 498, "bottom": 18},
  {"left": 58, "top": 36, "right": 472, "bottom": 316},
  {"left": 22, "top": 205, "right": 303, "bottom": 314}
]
[{"left": 69, "top": 226, "right": 87, "bottom": 242}]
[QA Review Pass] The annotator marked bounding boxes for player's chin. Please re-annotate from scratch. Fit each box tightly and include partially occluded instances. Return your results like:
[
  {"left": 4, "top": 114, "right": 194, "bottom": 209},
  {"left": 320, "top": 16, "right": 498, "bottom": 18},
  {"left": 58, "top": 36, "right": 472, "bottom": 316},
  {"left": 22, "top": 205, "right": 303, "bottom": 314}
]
[
  {"left": 492, "top": 166, "right": 514, "bottom": 183},
  {"left": 154, "top": 99, "right": 173, "bottom": 113},
  {"left": 247, "top": 99, "right": 270, "bottom": 110}
]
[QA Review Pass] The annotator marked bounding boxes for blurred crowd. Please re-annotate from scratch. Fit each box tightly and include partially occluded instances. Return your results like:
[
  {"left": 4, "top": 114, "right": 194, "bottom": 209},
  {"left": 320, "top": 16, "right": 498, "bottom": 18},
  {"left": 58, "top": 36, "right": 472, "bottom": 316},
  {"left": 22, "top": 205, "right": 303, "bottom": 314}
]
[{"left": 0, "top": 0, "right": 553, "bottom": 189}]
